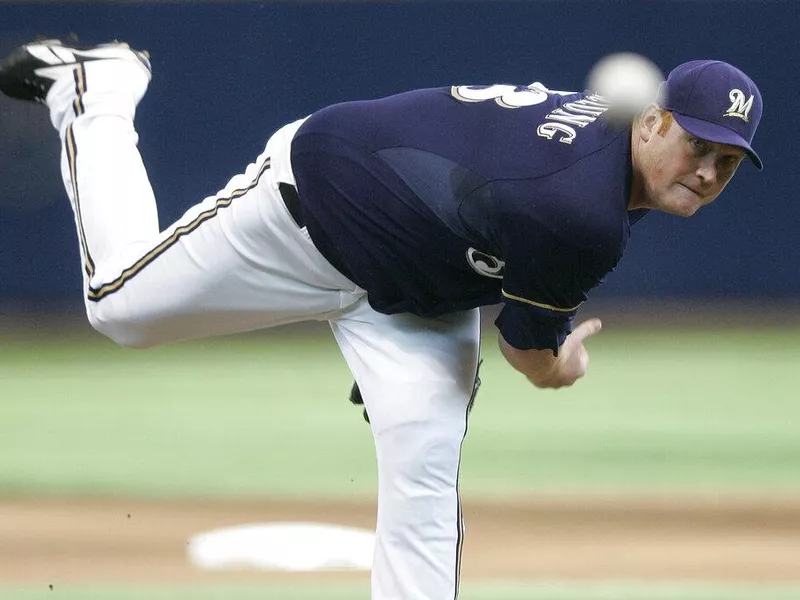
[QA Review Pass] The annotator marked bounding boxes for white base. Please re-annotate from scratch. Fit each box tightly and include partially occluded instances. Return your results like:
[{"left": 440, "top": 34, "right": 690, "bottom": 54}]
[{"left": 187, "top": 521, "right": 375, "bottom": 572}]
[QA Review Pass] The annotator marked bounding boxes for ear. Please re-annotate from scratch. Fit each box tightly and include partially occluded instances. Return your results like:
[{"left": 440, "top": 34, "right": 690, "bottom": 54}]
[{"left": 637, "top": 105, "right": 661, "bottom": 142}]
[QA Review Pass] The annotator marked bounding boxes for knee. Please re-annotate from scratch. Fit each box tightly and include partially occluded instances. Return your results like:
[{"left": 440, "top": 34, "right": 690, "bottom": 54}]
[
  {"left": 86, "top": 303, "right": 162, "bottom": 349},
  {"left": 377, "top": 422, "right": 465, "bottom": 493}
]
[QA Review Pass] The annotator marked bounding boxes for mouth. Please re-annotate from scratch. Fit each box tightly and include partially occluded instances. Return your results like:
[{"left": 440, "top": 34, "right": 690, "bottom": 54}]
[{"left": 678, "top": 182, "right": 703, "bottom": 198}]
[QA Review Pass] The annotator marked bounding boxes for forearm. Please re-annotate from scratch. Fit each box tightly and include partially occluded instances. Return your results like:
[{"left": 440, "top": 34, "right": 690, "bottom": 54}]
[
  {"left": 498, "top": 318, "right": 600, "bottom": 389},
  {"left": 498, "top": 334, "right": 561, "bottom": 388}
]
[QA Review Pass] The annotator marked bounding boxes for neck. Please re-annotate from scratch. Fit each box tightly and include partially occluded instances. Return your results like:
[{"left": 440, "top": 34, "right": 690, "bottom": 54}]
[{"left": 628, "top": 125, "right": 648, "bottom": 210}]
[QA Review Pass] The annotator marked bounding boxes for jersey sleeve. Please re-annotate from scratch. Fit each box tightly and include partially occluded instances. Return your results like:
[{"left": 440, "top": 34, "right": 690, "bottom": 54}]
[
  {"left": 495, "top": 300, "right": 577, "bottom": 354},
  {"left": 495, "top": 231, "right": 603, "bottom": 353},
  {"left": 466, "top": 189, "right": 619, "bottom": 354}
]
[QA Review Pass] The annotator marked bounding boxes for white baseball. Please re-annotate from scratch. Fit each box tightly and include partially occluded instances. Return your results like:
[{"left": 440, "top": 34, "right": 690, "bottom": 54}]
[{"left": 586, "top": 52, "right": 664, "bottom": 117}]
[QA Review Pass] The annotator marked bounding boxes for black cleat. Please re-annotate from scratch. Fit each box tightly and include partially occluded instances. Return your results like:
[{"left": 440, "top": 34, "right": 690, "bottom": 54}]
[
  {"left": 348, "top": 381, "right": 371, "bottom": 424},
  {"left": 0, "top": 38, "right": 151, "bottom": 104}
]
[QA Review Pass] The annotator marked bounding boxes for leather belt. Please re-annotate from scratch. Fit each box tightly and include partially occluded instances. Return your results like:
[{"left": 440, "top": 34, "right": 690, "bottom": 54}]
[{"left": 279, "top": 183, "right": 305, "bottom": 228}]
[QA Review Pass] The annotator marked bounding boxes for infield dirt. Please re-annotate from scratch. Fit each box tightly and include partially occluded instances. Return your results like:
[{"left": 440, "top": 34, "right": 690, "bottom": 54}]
[{"left": 3, "top": 495, "right": 800, "bottom": 584}]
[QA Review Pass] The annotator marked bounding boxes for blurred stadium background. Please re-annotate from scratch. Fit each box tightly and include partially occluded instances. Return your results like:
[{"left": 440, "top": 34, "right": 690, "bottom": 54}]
[{"left": 1, "top": 1, "right": 798, "bottom": 599}]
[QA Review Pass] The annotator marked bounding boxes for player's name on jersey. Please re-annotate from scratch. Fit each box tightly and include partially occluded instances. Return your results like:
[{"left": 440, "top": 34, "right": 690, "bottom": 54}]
[{"left": 537, "top": 94, "right": 611, "bottom": 145}]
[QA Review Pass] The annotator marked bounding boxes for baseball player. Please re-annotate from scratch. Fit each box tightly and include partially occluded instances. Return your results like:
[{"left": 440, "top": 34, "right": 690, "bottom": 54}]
[{"left": 0, "top": 39, "right": 762, "bottom": 599}]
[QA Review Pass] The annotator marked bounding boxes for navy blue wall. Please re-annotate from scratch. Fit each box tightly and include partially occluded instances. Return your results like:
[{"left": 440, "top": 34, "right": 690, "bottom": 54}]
[{"left": 1, "top": 0, "right": 797, "bottom": 310}]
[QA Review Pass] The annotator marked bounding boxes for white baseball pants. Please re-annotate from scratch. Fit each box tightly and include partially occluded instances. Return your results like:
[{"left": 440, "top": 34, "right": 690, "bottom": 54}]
[{"left": 45, "top": 57, "right": 481, "bottom": 599}]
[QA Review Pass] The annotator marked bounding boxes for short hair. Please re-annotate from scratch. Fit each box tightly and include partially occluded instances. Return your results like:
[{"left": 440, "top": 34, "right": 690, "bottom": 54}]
[{"left": 657, "top": 110, "right": 674, "bottom": 136}]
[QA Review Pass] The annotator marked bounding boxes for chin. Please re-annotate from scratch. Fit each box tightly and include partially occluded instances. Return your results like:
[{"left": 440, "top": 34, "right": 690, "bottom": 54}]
[
  {"left": 659, "top": 192, "right": 704, "bottom": 217},
  {"left": 650, "top": 199, "right": 697, "bottom": 217},
  {"left": 669, "top": 203, "right": 701, "bottom": 218}
]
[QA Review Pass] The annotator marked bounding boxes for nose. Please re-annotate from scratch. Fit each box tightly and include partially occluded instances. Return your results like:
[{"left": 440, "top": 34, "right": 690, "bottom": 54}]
[{"left": 695, "top": 156, "right": 717, "bottom": 185}]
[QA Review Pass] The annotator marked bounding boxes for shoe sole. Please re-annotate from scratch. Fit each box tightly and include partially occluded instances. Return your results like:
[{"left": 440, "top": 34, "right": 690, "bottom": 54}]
[{"left": 0, "top": 38, "right": 151, "bottom": 103}]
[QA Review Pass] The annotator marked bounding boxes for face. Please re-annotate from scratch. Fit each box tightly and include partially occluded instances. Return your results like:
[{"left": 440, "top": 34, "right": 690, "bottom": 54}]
[{"left": 632, "top": 109, "right": 747, "bottom": 217}]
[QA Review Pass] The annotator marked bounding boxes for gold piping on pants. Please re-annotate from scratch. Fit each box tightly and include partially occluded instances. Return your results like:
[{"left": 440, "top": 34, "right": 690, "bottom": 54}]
[
  {"left": 86, "top": 157, "right": 272, "bottom": 302},
  {"left": 66, "top": 64, "right": 94, "bottom": 278}
]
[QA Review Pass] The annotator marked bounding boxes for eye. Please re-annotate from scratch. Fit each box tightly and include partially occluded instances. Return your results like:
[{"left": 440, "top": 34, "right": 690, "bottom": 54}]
[
  {"left": 689, "top": 137, "right": 710, "bottom": 154},
  {"left": 720, "top": 154, "right": 743, "bottom": 170}
]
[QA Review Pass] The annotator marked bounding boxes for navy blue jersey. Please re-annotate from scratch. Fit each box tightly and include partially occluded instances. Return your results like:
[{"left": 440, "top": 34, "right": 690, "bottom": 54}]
[{"left": 290, "top": 83, "right": 646, "bottom": 352}]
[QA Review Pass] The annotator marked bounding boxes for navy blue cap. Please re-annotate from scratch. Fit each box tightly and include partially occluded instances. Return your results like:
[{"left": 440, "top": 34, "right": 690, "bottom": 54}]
[{"left": 661, "top": 60, "right": 763, "bottom": 169}]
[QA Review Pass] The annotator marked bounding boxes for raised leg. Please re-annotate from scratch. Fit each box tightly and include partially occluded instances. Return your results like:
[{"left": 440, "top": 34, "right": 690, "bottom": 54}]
[{"left": 3, "top": 40, "right": 361, "bottom": 347}]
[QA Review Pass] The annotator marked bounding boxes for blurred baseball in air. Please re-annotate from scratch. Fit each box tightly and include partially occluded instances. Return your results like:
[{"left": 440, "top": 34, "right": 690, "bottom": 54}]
[{"left": 586, "top": 52, "right": 664, "bottom": 122}]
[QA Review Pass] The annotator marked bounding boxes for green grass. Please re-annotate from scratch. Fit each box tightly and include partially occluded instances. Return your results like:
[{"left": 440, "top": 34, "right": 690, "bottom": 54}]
[
  {"left": 4, "top": 581, "right": 800, "bottom": 600},
  {"left": 0, "top": 331, "right": 376, "bottom": 498},
  {"left": 0, "top": 327, "right": 798, "bottom": 499},
  {"left": 464, "top": 328, "right": 800, "bottom": 495}
]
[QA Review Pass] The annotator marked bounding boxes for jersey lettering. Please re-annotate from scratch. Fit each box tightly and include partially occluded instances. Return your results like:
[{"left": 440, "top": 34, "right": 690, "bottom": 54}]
[
  {"left": 452, "top": 83, "right": 608, "bottom": 145},
  {"left": 450, "top": 82, "right": 572, "bottom": 109},
  {"left": 536, "top": 122, "right": 577, "bottom": 144},
  {"left": 538, "top": 94, "right": 611, "bottom": 144}
]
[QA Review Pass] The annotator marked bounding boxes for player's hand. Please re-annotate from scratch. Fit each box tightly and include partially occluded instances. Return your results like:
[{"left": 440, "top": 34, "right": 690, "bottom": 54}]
[
  {"left": 537, "top": 318, "right": 602, "bottom": 389},
  {"left": 498, "top": 318, "right": 603, "bottom": 389}
]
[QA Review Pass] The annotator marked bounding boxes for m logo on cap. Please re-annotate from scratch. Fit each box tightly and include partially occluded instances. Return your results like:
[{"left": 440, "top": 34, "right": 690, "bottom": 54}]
[{"left": 725, "top": 89, "right": 754, "bottom": 122}]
